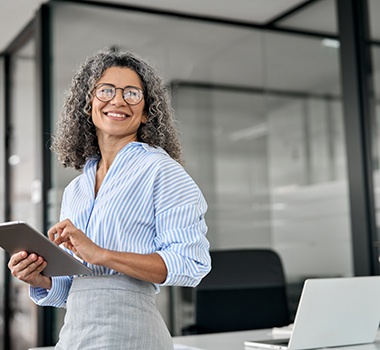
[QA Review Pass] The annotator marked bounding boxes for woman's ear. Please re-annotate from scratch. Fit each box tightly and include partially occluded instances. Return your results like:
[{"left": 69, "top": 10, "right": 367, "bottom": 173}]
[{"left": 141, "top": 113, "right": 148, "bottom": 124}]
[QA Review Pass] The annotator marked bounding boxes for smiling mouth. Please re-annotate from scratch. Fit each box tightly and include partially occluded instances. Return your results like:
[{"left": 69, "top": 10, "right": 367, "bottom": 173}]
[{"left": 104, "top": 112, "right": 129, "bottom": 118}]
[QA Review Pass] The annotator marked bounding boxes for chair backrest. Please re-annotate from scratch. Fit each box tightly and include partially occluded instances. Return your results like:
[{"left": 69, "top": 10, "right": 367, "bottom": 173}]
[{"left": 193, "top": 249, "right": 290, "bottom": 334}]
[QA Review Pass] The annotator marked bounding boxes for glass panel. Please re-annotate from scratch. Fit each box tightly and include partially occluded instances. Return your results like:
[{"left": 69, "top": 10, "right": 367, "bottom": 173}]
[
  {"left": 173, "top": 31, "right": 350, "bottom": 328},
  {"left": 371, "top": 46, "right": 380, "bottom": 263},
  {"left": 275, "top": 0, "right": 337, "bottom": 35},
  {"left": 0, "top": 56, "right": 5, "bottom": 350},
  {"left": 369, "top": 0, "right": 380, "bottom": 40},
  {"left": 172, "top": 86, "right": 270, "bottom": 249},
  {"left": 51, "top": 1, "right": 350, "bottom": 335},
  {"left": 9, "top": 38, "right": 40, "bottom": 350},
  {"left": 0, "top": 57, "right": 4, "bottom": 222},
  {"left": 266, "top": 96, "right": 349, "bottom": 278},
  {"left": 264, "top": 31, "right": 341, "bottom": 96},
  {"left": 263, "top": 31, "right": 351, "bottom": 306}
]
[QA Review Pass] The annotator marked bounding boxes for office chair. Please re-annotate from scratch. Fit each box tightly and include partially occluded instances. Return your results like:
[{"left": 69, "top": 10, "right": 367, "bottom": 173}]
[{"left": 182, "top": 249, "right": 290, "bottom": 335}]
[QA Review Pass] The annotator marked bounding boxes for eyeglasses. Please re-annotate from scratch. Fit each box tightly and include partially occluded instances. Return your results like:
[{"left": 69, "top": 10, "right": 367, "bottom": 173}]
[{"left": 94, "top": 83, "right": 144, "bottom": 106}]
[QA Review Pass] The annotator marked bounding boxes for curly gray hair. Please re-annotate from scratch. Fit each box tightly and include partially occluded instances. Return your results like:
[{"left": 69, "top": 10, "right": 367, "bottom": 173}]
[{"left": 51, "top": 48, "right": 183, "bottom": 170}]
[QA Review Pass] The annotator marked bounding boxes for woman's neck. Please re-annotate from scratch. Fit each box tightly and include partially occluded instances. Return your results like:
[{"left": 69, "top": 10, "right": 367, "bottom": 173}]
[{"left": 97, "top": 134, "right": 137, "bottom": 170}]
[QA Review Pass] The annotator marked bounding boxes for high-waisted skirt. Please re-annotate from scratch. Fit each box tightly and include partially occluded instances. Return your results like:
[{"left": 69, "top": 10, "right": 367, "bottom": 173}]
[{"left": 54, "top": 274, "right": 173, "bottom": 350}]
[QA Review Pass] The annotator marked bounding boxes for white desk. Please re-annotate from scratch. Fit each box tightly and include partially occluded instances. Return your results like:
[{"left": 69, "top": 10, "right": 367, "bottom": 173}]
[
  {"left": 173, "top": 328, "right": 270, "bottom": 349},
  {"left": 29, "top": 329, "right": 380, "bottom": 350},
  {"left": 173, "top": 329, "right": 380, "bottom": 350}
]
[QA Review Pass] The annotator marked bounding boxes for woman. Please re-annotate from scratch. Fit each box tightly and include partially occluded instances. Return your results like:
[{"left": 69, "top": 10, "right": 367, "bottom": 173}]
[{"left": 8, "top": 48, "right": 211, "bottom": 349}]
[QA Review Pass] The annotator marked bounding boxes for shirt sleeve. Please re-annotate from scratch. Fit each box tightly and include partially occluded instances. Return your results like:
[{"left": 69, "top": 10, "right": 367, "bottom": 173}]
[
  {"left": 153, "top": 162, "right": 211, "bottom": 287},
  {"left": 29, "top": 275, "right": 73, "bottom": 308}
]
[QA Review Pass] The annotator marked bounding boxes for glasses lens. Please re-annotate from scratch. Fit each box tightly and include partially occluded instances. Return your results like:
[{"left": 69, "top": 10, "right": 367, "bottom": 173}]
[
  {"left": 96, "top": 84, "right": 115, "bottom": 101},
  {"left": 123, "top": 87, "right": 143, "bottom": 105}
]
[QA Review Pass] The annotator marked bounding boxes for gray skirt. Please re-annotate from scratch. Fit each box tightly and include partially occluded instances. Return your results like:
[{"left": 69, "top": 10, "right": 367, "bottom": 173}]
[{"left": 55, "top": 274, "right": 173, "bottom": 350}]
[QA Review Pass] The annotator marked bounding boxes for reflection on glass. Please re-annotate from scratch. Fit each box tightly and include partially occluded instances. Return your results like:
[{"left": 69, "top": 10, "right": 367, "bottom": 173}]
[
  {"left": 9, "top": 39, "right": 40, "bottom": 349},
  {"left": 0, "top": 56, "right": 5, "bottom": 350},
  {"left": 0, "top": 57, "right": 4, "bottom": 221},
  {"left": 174, "top": 86, "right": 351, "bottom": 283},
  {"left": 275, "top": 0, "right": 337, "bottom": 35},
  {"left": 369, "top": 0, "right": 380, "bottom": 40},
  {"left": 173, "top": 86, "right": 271, "bottom": 249},
  {"left": 370, "top": 46, "right": 380, "bottom": 255},
  {"left": 263, "top": 31, "right": 352, "bottom": 285}
]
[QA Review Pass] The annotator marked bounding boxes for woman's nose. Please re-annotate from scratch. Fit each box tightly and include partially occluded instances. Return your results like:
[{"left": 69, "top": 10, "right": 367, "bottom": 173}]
[{"left": 110, "top": 89, "right": 127, "bottom": 106}]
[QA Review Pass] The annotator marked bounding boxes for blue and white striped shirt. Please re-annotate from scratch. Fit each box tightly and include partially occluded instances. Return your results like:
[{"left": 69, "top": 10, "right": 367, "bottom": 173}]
[{"left": 30, "top": 142, "right": 211, "bottom": 307}]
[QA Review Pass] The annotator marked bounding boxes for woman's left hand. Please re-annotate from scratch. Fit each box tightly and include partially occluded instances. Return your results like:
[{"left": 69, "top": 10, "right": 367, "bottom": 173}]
[{"left": 48, "top": 219, "right": 102, "bottom": 264}]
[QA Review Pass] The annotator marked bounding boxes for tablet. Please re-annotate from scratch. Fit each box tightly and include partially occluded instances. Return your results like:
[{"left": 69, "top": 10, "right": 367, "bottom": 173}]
[{"left": 0, "top": 221, "right": 92, "bottom": 277}]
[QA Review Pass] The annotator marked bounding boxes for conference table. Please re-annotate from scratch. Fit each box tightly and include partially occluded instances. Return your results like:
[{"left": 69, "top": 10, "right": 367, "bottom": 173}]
[{"left": 29, "top": 328, "right": 380, "bottom": 350}]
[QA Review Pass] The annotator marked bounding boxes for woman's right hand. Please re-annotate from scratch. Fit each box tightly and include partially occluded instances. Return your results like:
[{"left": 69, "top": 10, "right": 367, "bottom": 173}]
[{"left": 8, "top": 251, "right": 52, "bottom": 289}]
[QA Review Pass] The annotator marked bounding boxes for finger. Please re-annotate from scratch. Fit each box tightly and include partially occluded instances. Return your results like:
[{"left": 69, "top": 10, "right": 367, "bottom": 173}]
[
  {"left": 33, "top": 259, "right": 47, "bottom": 274},
  {"left": 62, "top": 241, "right": 76, "bottom": 253},
  {"left": 12, "top": 253, "right": 39, "bottom": 274},
  {"left": 49, "top": 223, "right": 75, "bottom": 245},
  {"left": 55, "top": 227, "right": 77, "bottom": 246},
  {"left": 53, "top": 234, "right": 66, "bottom": 246},
  {"left": 49, "top": 227, "right": 70, "bottom": 245},
  {"left": 50, "top": 219, "right": 73, "bottom": 233},
  {"left": 15, "top": 255, "right": 46, "bottom": 278},
  {"left": 8, "top": 251, "right": 28, "bottom": 268},
  {"left": 48, "top": 226, "right": 63, "bottom": 241},
  {"left": 60, "top": 227, "right": 74, "bottom": 239}
]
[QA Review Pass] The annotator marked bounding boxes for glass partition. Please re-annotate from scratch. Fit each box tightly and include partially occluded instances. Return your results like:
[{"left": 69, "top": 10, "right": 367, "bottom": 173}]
[
  {"left": 275, "top": 0, "right": 337, "bottom": 35},
  {"left": 8, "top": 38, "right": 41, "bottom": 350},
  {"left": 370, "top": 46, "right": 380, "bottom": 260},
  {"left": 50, "top": 1, "right": 350, "bottom": 335},
  {"left": 262, "top": 31, "right": 350, "bottom": 284},
  {"left": 0, "top": 56, "right": 4, "bottom": 221},
  {"left": 0, "top": 56, "right": 5, "bottom": 350},
  {"left": 368, "top": 0, "right": 380, "bottom": 265},
  {"left": 369, "top": 0, "right": 380, "bottom": 41},
  {"left": 172, "top": 86, "right": 270, "bottom": 249}
]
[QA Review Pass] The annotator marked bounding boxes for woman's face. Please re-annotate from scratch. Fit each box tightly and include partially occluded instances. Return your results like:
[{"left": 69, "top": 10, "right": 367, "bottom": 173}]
[{"left": 91, "top": 66, "right": 147, "bottom": 144}]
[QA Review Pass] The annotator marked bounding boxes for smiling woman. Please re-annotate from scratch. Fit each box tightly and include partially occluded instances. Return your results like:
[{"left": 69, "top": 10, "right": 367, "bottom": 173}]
[{"left": 7, "top": 48, "right": 211, "bottom": 350}]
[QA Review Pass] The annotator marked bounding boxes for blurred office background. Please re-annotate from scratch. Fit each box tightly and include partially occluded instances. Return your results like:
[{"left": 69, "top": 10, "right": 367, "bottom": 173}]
[{"left": 1, "top": 0, "right": 380, "bottom": 348}]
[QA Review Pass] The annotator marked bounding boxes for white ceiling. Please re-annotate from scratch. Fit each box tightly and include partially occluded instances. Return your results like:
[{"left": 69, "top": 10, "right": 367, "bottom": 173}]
[
  {"left": 0, "top": 0, "right": 334, "bottom": 54},
  {"left": 0, "top": 0, "right": 48, "bottom": 52},
  {"left": 6, "top": 1, "right": 380, "bottom": 58}
]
